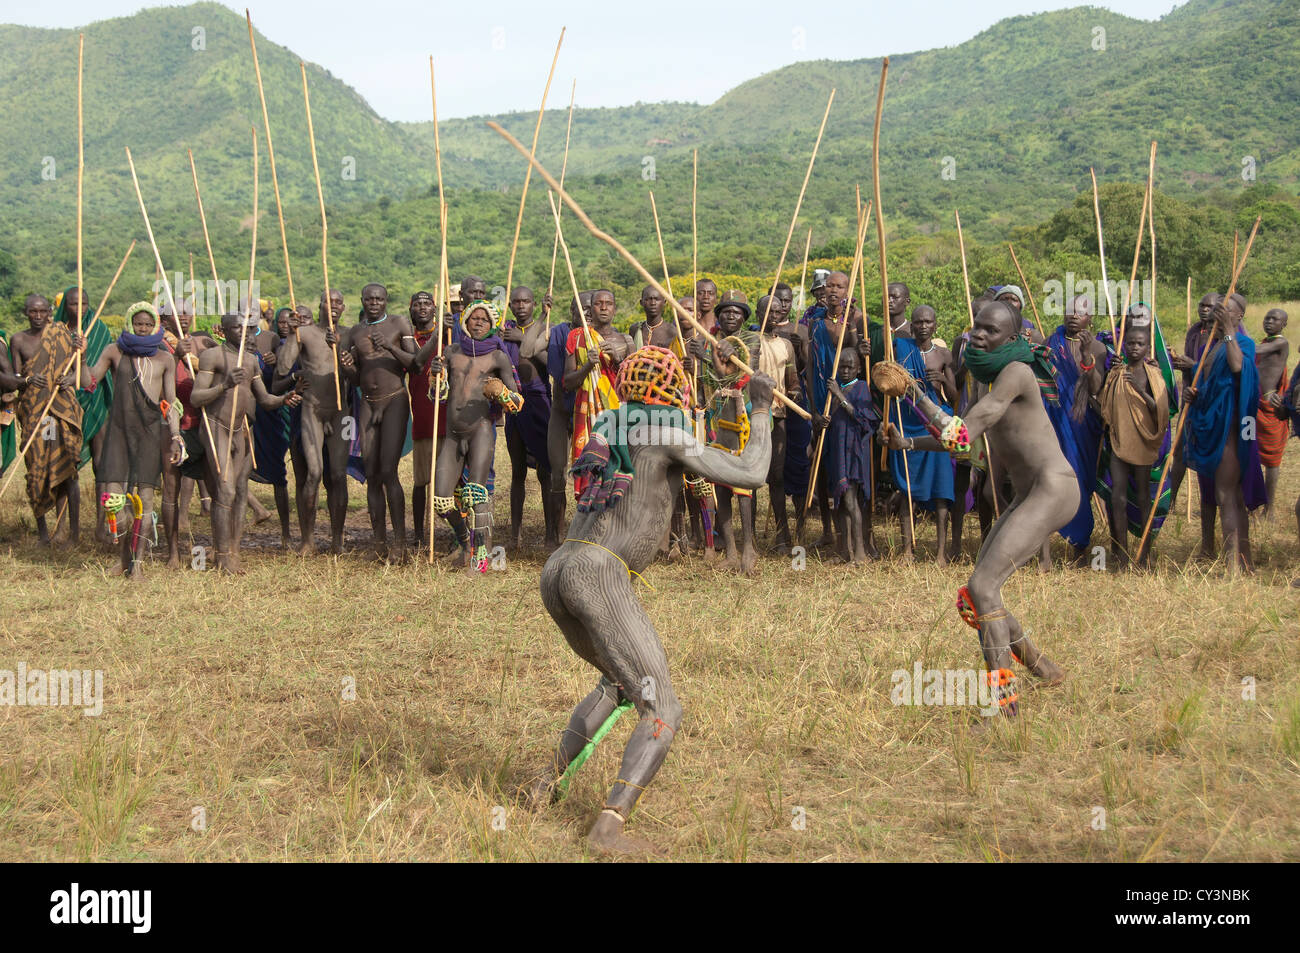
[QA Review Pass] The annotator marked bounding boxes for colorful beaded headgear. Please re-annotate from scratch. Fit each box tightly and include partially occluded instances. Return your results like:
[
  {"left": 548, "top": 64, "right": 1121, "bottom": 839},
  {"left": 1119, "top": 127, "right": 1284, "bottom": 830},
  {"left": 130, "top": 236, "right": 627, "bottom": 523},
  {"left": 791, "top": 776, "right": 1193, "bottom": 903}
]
[
  {"left": 125, "top": 301, "right": 161, "bottom": 334},
  {"left": 459, "top": 299, "right": 503, "bottom": 341},
  {"left": 615, "top": 345, "right": 691, "bottom": 410}
]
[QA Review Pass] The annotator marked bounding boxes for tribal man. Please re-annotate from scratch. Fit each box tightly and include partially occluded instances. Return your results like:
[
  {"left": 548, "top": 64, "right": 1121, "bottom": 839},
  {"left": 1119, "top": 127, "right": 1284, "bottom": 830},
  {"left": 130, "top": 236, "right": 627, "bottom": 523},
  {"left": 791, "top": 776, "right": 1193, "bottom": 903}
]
[
  {"left": 1182, "top": 294, "right": 1266, "bottom": 572},
  {"left": 85, "top": 302, "right": 181, "bottom": 578},
  {"left": 502, "top": 285, "right": 559, "bottom": 548},
  {"left": 883, "top": 301, "right": 1068, "bottom": 715},
  {"left": 1255, "top": 307, "right": 1289, "bottom": 516},
  {"left": 339, "top": 283, "right": 418, "bottom": 562},
  {"left": 529, "top": 347, "right": 776, "bottom": 854},
  {"left": 54, "top": 287, "right": 113, "bottom": 542},
  {"left": 275, "top": 289, "right": 349, "bottom": 555},
  {"left": 424, "top": 300, "right": 524, "bottom": 572},
  {"left": 1047, "top": 294, "right": 1107, "bottom": 564},
  {"left": 191, "top": 309, "right": 303, "bottom": 573},
  {"left": 8, "top": 294, "right": 88, "bottom": 545}
]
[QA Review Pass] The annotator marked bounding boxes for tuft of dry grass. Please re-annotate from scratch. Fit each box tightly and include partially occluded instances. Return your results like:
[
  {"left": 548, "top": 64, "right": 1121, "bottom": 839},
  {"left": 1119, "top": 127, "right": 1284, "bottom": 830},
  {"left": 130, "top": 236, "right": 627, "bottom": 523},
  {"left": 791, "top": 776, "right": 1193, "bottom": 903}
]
[{"left": 0, "top": 427, "right": 1297, "bottom": 862}]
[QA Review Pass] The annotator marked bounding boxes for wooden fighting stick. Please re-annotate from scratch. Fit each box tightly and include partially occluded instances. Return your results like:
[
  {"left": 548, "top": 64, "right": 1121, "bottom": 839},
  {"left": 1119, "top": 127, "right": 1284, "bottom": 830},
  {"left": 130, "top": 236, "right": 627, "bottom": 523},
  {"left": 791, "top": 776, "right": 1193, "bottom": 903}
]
[
  {"left": 505, "top": 28, "right": 565, "bottom": 298},
  {"left": 546, "top": 79, "right": 577, "bottom": 330},
  {"left": 76, "top": 33, "right": 84, "bottom": 387},
  {"left": 1090, "top": 167, "right": 1117, "bottom": 344},
  {"left": 300, "top": 62, "right": 343, "bottom": 409},
  {"left": 489, "top": 122, "right": 809, "bottom": 420},
  {"left": 1007, "top": 243, "right": 1046, "bottom": 340},
  {"left": 187, "top": 150, "right": 227, "bottom": 314},
  {"left": 427, "top": 56, "right": 450, "bottom": 564},
  {"left": 758, "top": 88, "right": 835, "bottom": 334},
  {"left": 801, "top": 199, "right": 873, "bottom": 534},
  {"left": 125, "top": 146, "right": 220, "bottom": 476},
  {"left": 225, "top": 128, "right": 260, "bottom": 477},
  {"left": 1119, "top": 141, "right": 1158, "bottom": 348},
  {"left": 247, "top": 11, "right": 297, "bottom": 317}
]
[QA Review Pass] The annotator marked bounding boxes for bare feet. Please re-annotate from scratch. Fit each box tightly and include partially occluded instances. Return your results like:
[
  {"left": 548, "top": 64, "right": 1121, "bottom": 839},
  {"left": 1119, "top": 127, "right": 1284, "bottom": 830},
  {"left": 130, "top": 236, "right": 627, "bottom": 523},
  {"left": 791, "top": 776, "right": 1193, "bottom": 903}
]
[
  {"left": 166, "top": 554, "right": 182, "bottom": 570},
  {"left": 719, "top": 551, "right": 741, "bottom": 573},
  {"left": 297, "top": 540, "right": 316, "bottom": 557},
  {"left": 1025, "top": 655, "right": 1066, "bottom": 687},
  {"left": 587, "top": 812, "right": 662, "bottom": 858}
]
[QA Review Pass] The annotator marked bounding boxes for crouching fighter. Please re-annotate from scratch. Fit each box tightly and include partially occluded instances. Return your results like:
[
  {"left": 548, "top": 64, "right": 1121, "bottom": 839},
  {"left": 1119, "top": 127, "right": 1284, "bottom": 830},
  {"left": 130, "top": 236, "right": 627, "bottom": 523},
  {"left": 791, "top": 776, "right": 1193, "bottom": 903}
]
[
  {"left": 882, "top": 301, "right": 1068, "bottom": 716},
  {"left": 529, "top": 347, "right": 775, "bottom": 854}
]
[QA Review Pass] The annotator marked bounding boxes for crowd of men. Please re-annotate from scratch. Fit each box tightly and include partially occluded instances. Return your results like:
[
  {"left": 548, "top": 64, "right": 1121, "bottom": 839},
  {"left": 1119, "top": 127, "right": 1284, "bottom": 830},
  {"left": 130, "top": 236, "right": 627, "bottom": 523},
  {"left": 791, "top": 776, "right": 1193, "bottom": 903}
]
[{"left": 0, "top": 269, "right": 1295, "bottom": 581}]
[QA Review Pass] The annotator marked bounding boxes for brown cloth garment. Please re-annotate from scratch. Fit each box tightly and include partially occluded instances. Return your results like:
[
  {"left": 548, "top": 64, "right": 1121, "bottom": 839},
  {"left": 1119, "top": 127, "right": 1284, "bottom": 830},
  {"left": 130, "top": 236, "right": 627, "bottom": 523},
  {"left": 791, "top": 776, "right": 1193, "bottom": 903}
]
[
  {"left": 1099, "top": 360, "right": 1169, "bottom": 467},
  {"left": 17, "top": 322, "right": 83, "bottom": 515},
  {"left": 99, "top": 356, "right": 166, "bottom": 490}
]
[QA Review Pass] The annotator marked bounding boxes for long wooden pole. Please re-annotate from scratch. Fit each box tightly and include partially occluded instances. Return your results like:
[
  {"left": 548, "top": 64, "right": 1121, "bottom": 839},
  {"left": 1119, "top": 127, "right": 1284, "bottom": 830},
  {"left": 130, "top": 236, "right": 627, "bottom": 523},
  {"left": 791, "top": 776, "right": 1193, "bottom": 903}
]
[
  {"left": 125, "top": 145, "right": 220, "bottom": 475},
  {"left": 225, "top": 127, "right": 259, "bottom": 476},
  {"left": 871, "top": 58, "right": 891, "bottom": 361},
  {"left": 76, "top": 33, "right": 84, "bottom": 387},
  {"left": 868, "top": 56, "right": 913, "bottom": 541},
  {"left": 649, "top": 191, "right": 674, "bottom": 301},
  {"left": 649, "top": 190, "right": 686, "bottom": 358},
  {"left": 247, "top": 10, "right": 296, "bottom": 315},
  {"left": 758, "top": 88, "right": 835, "bottom": 334},
  {"left": 300, "top": 62, "right": 342, "bottom": 409},
  {"left": 1007, "top": 243, "right": 1045, "bottom": 339},
  {"left": 187, "top": 149, "right": 227, "bottom": 315},
  {"left": 796, "top": 227, "right": 813, "bottom": 314},
  {"left": 1090, "top": 167, "right": 1117, "bottom": 344},
  {"left": 489, "top": 122, "right": 808, "bottom": 419},
  {"left": 1136, "top": 215, "right": 1260, "bottom": 559},
  {"left": 505, "top": 28, "right": 565, "bottom": 298},
  {"left": 691, "top": 149, "right": 698, "bottom": 297},
  {"left": 956, "top": 210, "right": 974, "bottom": 327},
  {"left": 1185, "top": 273, "right": 1193, "bottom": 520},
  {"left": 1120, "top": 141, "right": 1157, "bottom": 346},
  {"left": 427, "top": 56, "right": 449, "bottom": 563},
  {"left": 90, "top": 241, "right": 135, "bottom": 322},
  {"left": 548, "top": 191, "right": 597, "bottom": 367},
  {"left": 546, "top": 78, "right": 577, "bottom": 326},
  {"left": 802, "top": 199, "right": 874, "bottom": 526}
]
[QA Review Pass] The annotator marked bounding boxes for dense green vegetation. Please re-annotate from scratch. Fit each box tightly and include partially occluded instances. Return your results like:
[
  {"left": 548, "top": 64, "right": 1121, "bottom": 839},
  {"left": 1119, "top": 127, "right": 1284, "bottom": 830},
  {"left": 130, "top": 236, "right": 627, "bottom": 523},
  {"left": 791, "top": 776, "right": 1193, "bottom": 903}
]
[{"left": 1, "top": 0, "right": 1297, "bottom": 347}]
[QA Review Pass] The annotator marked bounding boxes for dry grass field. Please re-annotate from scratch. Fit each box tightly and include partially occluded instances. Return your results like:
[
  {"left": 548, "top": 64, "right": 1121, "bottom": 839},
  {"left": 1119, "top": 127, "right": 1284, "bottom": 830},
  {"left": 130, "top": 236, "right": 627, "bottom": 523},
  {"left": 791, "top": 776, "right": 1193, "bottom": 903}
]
[{"left": 0, "top": 304, "right": 1297, "bottom": 862}]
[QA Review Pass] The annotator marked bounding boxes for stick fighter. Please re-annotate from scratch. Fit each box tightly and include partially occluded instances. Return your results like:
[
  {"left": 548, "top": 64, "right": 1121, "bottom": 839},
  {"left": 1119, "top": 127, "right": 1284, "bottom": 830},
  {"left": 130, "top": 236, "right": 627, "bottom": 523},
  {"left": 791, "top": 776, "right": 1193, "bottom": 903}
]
[
  {"left": 883, "top": 301, "right": 1067, "bottom": 716},
  {"left": 530, "top": 348, "right": 775, "bottom": 854}
]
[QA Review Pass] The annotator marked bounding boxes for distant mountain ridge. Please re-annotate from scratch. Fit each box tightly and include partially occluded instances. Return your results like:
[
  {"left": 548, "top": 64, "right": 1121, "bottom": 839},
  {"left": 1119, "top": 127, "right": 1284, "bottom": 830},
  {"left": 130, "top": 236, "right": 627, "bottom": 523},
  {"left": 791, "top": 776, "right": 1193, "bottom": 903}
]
[{"left": 0, "top": 0, "right": 1295, "bottom": 313}]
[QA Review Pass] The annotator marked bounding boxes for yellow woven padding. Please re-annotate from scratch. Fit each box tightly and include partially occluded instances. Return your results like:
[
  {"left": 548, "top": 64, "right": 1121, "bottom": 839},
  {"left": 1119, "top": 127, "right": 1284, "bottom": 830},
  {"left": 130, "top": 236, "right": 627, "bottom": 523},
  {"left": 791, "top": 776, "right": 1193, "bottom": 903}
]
[
  {"left": 718, "top": 335, "right": 750, "bottom": 376},
  {"left": 872, "top": 360, "right": 914, "bottom": 398},
  {"left": 616, "top": 345, "right": 690, "bottom": 410}
]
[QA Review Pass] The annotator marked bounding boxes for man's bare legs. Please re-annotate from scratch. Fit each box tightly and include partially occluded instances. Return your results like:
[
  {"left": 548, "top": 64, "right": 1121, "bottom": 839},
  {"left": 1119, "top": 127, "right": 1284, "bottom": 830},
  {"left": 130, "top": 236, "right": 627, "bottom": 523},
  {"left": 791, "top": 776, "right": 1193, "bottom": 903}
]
[
  {"left": 360, "top": 395, "right": 410, "bottom": 562},
  {"left": 966, "top": 483, "right": 1072, "bottom": 713},
  {"left": 1213, "top": 440, "right": 1252, "bottom": 574},
  {"left": 296, "top": 409, "right": 349, "bottom": 555},
  {"left": 537, "top": 551, "right": 681, "bottom": 855}
]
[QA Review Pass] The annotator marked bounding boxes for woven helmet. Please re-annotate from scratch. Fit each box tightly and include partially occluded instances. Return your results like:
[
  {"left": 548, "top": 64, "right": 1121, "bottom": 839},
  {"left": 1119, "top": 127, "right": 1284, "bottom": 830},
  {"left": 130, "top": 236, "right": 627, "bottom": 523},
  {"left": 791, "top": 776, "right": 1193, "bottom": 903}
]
[{"left": 616, "top": 345, "right": 691, "bottom": 410}]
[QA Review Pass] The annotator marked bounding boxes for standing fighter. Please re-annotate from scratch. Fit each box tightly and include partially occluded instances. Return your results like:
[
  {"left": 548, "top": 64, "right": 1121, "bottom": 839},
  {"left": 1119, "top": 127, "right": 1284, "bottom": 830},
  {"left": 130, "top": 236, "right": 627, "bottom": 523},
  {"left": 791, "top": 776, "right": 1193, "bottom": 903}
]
[{"left": 882, "top": 301, "right": 1068, "bottom": 715}]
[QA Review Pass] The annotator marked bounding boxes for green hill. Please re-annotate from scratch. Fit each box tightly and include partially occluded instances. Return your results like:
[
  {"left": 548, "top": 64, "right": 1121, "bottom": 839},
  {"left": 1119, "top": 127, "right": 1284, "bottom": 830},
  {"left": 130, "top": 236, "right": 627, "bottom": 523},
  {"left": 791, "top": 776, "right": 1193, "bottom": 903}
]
[{"left": 1, "top": 0, "right": 1297, "bottom": 337}]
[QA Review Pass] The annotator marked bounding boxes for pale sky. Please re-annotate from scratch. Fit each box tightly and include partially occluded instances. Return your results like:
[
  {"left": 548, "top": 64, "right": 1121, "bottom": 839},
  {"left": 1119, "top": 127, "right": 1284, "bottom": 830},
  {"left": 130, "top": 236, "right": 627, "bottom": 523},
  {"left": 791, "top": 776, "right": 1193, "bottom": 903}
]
[{"left": 3, "top": 0, "right": 1187, "bottom": 121}]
